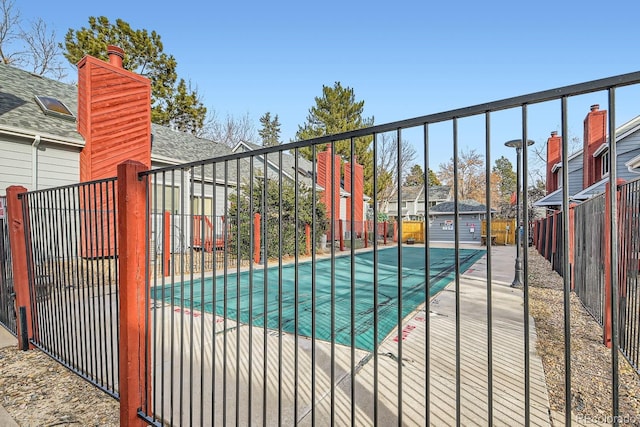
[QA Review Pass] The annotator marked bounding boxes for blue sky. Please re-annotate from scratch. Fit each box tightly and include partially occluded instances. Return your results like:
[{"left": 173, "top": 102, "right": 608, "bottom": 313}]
[{"left": 15, "top": 0, "right": 640, "bottom": 175}]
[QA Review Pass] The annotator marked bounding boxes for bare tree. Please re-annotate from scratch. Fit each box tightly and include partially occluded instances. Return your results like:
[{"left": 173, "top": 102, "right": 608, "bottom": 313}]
[
  {"left": 200, "top": 110, "right": 257, "bottom": 147},
  {"left": 0, "top": 0, "right": 66, "bottom": 79},
  {"left": 376, "top": 132, "right": 417, "bottom": 206},
  {"left": 0, "top": 0, "right": 21, "bottom": 65},
  {"left": 438, "top": 148, "right": 486, "bottom": 202},
  {"left": 21, "top": 18, "right": 66, "bottom": 79}
]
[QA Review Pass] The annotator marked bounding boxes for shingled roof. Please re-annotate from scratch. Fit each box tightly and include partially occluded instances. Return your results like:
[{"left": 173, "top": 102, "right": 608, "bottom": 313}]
[{"left": 430, "top": 199, "right": 494, "bottom": 214}]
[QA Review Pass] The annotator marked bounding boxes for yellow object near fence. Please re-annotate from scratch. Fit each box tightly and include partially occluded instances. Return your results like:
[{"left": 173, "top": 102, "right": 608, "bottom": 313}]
[
  {"left": 481, "top": 218, "right": 516, "bottom": 245},
  {"left": 402, "top": 221, "right": 425, "bottom": 243}
]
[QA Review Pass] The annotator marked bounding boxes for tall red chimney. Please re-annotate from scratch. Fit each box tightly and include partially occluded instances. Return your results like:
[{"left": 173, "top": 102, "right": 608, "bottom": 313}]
[
  {"left": 107, "top": 45, "right": 124, "bottom": 68},
  {"left": 546, "top": 131, "right": 562, "bottom": 194},
  {"left": 583, "top": 104, "right": 607, "bottom": 188}
]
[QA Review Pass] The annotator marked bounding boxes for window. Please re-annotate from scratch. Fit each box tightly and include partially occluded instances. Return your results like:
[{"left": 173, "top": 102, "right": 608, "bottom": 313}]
[
  {"left": 151, "top": 183, "right": 181, "bottom": 214},
  {"left": 34, "top": 96, "right": 75, "bottom": 121},
  {"left": 601, "top": 151, "right": 610, "bottom": 177}
]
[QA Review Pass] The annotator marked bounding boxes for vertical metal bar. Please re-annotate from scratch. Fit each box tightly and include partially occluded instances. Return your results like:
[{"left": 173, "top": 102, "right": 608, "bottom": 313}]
[
  {"left": 522, "top": 104, "right": 531, "bottom": 427},
  {"left": 223, "top": 160, "right": 230, "bottom": 427},
  {"left": 560, "top": 96, "right": 572, "bottom": 425},
  {"left": 248, "top": 156, "right": 254, "bottom": 425},
  {"left": 608, "top": 87, "right": 620, "bottom": 423},
  {"left": 293, "top": 149, "right": 300, "bottom": 425},
  {"left": 453, "top": 117, "right": 461, "bottom": 426},
  {"left": 142, "top": 175, "right": 150, "bottom": 415},
  {"left": 111, "top": 179, "right": 120, "bottom": 397},
  {"left": 235, "top": 158, "right": 241, "bottom": 427},
  {"left": 277, "top": 151, "right": 283, "bottom": 426},
  {"left": 423, "top": 124, "right": 431, "bottom": 427},
  {"left": 396, "top": 127, "right": 404, "bottom": 425},
  {"left": 151, "top": 174, "right": 160, "bottom": 420},
  {"left": 97, "top": 182, "right": 107, "bottom": 388},
  {"left": 349, "top": 136, "right": 356, "bottom": 426},
  {"left": 209, "top": 162, "right": 217, "bottom": 427},
  {"left": 330, "top": 140, "right": 336, "bottom": 427},
  {"left": 63, "top": 187, "right": 79, "bottom": 378},
  {"left": 179, "top": 168, "right": 186, "bottom": 427},
  {"left": 200, "top": 163, "right": 206, "bottom": 427},
  {"left": 188, "top": 167, "right": 195, "bottom": 427},
  {"left": 484, "top": 112, "right": 494, "bottom": 426},
  {"left": 80, "top": 185, "right": 92, "bottom": 379},
  {"left": 170, "top": 168, "right": 176, "bottom": 427},
  {"left": 372, "top": 133, "right": 379, "bottom": 426},
  {"left": 89, "top": 182, "right": 99, "bottom": 382},
  {"left": 262, "top": 154, "right": 269, "bottom": 427},
  {"left": 72, "top": 186, "right": 87, "bottom": 377},
  {"left": 311, "top": 144, "right": 317, "bottom": 426}
]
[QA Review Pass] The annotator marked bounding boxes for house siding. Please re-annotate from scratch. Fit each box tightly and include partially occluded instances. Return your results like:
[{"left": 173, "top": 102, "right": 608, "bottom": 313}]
[
  {"left": 38, "top": 143, "right": 80, "bottom": 189},
  {"left": 428, "top": 214, "right": 483, "bottom": 243},
  {"left": 0, "top": 138, "right": 31, "bottom": 194}
]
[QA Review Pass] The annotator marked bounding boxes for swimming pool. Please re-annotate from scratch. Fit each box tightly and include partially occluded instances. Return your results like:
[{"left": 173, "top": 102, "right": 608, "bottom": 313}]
[{"left": 151, "top": 246, "right": 485, "bottom": 351}]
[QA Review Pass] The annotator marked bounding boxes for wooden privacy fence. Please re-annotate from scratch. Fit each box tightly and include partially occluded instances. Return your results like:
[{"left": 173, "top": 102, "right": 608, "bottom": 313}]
[
  {"left": 481, "top": 218, "right": 516, "bottom": 245},
  {"left": 402, "top": 220, "right": 425, "bottom": 243}
]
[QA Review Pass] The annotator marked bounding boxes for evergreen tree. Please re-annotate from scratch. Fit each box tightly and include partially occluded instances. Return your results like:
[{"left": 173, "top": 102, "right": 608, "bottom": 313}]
[
  {"left": 258, "top": 112, "right": 281, "bottom": 147},
  {"left": 295, "top": 82, "right": 374, "bottom": 195},
  {"left": 428, "top": 168, "right": 441, "bottom": 186},
  {"left": 405, "top": 164, "right": 424, "bottom": 186},
  {"left": 63, "top": 16, "right": 206, "bottom": 135}
]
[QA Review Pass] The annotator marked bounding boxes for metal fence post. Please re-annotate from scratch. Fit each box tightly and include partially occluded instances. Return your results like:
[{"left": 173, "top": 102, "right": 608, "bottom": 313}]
[
  {"left": 117, "top": 160, "right": 150, "bottom": 426},
  {"left": 6, "top": 186, "right": 33, "bottom": 350}
]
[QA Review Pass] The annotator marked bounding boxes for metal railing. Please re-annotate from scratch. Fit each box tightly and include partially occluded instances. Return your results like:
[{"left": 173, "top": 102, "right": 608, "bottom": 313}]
[
  {"left": 0, "top": 195, "right": 16, "bottom": 334},
  {"left": 574, "top": 193, "right": 607, "bottom": 325},
  {"left": 616, "top": 179, "right": 640, "bottom": 371},
  {"left": 19, "top": 179, "right": 121, "bottom": 398},
  {"left": 136, "top": 71, "right": 640, "bottom": 426}
]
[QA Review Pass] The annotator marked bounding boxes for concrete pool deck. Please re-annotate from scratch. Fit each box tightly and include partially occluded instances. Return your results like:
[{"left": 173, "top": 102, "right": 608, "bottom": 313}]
[{"left": 147, "top": 242, "right": 555, "bottom": 426}]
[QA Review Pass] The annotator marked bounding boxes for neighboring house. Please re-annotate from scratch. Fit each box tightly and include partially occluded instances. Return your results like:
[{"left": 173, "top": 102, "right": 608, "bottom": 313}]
[
  {"left": 385, "top": 185, "right": 451, "bottom": 220},
  {"left": 428, "top": 200, "right": 494, "bottom": 243},
  {"left": 0, "top": 48, "right": 368, "bottom": 244},
  {"left": 535, "top": 104, "right": 640, "bottom": 209}
]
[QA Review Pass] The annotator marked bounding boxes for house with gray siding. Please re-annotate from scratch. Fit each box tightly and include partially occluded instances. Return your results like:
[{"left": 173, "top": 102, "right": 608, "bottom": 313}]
[
  {"left": 535, "top": 105, "right": 640, "bottom": 209},
  {"left": 427, "top": 200, "right": 494, "bottom": 243},
  {"left": 385, "top": 185, "right": 451, "bottom": 220}
]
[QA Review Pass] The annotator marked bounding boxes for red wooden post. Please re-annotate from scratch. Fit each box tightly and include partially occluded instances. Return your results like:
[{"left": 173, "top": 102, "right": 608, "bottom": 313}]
[
  {"left": 253, "top": 213, "right": 261, "bottom": 264},
  {"left": 117, "top": 160, "right": 151, "bottom": 426},
  {"left": 163, "top": 211, "right": 170, "bottom": 276},
  {"left": 383, "top": 222, "right": 388, "bottom": 245},
  {"left": 568, "top": 204, "right": 576, "bottom": 290},
  {"left": 6, "top": 186, "right": 35, "bottom": 350},
  {"left": 305, "top": 224, "right": 311, "bottom": 255},
  {"left": 339, "top": 220, "right": 344, "bottom": 251},
  {"left": 364, "top": 221, "right": 368, "bottom": 248},
  {"left": 393, "top": 221, "right": 398, "bottom": 243}
]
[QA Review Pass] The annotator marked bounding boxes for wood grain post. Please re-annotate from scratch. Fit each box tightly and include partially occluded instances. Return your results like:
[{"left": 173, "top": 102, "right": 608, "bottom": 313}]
[
  {"left": 117, "top": 160, "right": 150, "bottom": 426},
  {"left": 6, "top": 186, "right": 34, "bottom": 350}
]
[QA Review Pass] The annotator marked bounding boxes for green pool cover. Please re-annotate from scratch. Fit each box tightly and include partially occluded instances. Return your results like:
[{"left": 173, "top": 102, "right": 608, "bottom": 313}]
[{"left": 152, "top": 246, "right": 485, "bottom": 352}]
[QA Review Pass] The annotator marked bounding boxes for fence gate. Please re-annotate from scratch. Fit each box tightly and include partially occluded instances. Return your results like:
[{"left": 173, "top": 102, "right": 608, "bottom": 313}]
[{"left": 0, "top": 195, "right": 16, "bottom": 334}]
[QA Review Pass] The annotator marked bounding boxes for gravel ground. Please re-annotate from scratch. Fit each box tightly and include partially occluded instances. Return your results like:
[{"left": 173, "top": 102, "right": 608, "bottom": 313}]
[
  {"left": 1, "top": 248, "right": 639, "bottom": 426},
  {"left": 528, "top": 247, "right": 640, "bottom": 424}
]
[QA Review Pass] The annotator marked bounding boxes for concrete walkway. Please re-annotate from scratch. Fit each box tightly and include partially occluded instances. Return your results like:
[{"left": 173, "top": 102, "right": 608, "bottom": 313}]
[{"left": 0, "top": 326, "right": 19, "bottom": 427}]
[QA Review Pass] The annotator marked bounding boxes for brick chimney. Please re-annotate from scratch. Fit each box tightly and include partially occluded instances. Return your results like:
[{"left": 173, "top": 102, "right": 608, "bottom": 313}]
[
  {"left": 546, "top": 131, "right": 562, "bottom": 194},
  {"left": 76, "top": 46, "right": 151, "bottom": 257},
  {"left": 316, "top": 146, "right": 342, "bottom": 234},
  {"left": 77, "top": 45, "right": 152, "bottom": 181},
  {"left": 583, "top": 104, "right": 607, "bottom": 189},
  {"left": 345, "top": 159, "right": 364, "bottom": 234}
]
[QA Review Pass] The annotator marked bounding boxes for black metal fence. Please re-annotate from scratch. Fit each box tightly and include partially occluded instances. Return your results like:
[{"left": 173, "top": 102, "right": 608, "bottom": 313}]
[
  {"left": 19, "top": 179, "right": 121, "bottom": 398},
  {"left": 617, "top": 179, "right": 640, "bottom": 371},
  {"left": 5, "top": 70, "right": 640, "bottom": 426},
  {"left": 0, "top": 195, "right": 16, "bottom": 335},
  {"left": 573, "top": 193, "right": 607, "bottom": 325}
]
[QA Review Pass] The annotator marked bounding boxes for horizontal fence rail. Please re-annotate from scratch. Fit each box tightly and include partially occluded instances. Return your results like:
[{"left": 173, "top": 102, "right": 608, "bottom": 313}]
[{"left": 19, "top": 178, "right": 120, "bottom": 398}]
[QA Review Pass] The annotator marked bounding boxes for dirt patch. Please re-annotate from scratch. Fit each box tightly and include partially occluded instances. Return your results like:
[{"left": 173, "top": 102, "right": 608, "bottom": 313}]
[{"left": 528, "top": 247, "right": 640, "bottom": 422}]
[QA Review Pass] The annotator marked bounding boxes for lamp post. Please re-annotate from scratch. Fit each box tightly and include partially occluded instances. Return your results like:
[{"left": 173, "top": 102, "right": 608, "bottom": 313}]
[{"left": 504, "top": 139, "right": 534, "bottom": 288}]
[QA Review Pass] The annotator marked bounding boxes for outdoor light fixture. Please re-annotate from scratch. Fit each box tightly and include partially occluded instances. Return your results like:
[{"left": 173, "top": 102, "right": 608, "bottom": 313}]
[{"left": 504, "top": 139, "right": 534, "bottom": 288}]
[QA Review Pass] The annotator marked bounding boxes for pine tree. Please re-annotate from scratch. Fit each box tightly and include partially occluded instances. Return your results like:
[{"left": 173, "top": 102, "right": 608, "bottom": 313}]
[
  {"left": 258, "top": 112, "right": 281, "bottom": 147},
  {"left": 63, "top": 16, "right": 206, "bottom": 135},
  {"left": 295, "top": 82, "right": 374, "bottom": 195}
]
